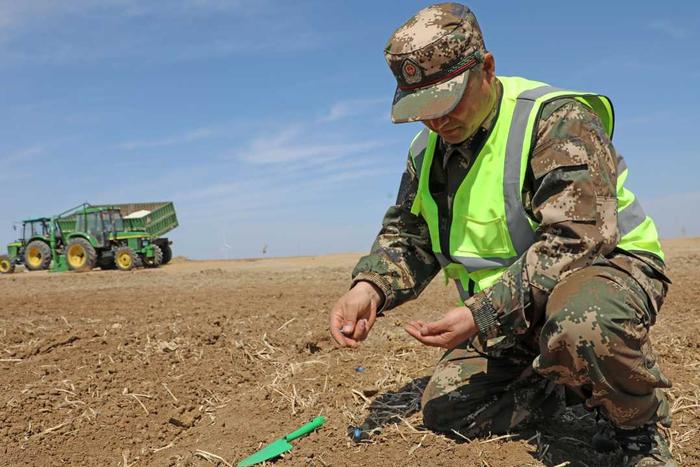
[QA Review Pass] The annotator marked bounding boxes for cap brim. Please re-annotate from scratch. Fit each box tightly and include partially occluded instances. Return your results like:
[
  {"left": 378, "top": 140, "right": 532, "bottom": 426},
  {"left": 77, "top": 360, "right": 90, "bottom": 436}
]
[{"left": 390, "top": 69, "right": 470, "bottom": 124}]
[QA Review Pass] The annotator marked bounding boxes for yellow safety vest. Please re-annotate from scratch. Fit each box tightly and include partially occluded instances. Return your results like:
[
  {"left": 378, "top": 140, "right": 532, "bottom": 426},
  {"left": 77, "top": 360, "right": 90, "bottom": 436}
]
[{"left": 409, "top": 76, "right": 664, "bottom": 302}]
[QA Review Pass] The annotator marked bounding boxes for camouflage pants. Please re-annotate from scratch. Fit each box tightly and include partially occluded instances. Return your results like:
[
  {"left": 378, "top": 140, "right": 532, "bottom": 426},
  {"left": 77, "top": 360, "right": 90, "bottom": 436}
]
[{"left": 421, "top": 265, "right": 672, "bottom": 436}]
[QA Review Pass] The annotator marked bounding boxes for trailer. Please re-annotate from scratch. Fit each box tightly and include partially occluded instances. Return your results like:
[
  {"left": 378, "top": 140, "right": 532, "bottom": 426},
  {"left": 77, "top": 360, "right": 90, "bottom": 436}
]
[{"left": 107, "top": 202, "right": 178, "bottom": 264}]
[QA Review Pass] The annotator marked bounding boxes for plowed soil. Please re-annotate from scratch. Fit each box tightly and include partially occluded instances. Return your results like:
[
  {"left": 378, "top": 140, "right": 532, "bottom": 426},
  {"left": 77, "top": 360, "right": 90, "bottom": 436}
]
[{"left": 1, "top": 239, "right": 699, "bottom": 466}]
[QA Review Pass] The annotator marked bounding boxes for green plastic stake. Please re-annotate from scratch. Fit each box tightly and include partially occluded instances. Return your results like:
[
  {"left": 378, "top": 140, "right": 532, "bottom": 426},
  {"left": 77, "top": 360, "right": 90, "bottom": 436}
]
[{"left": 237, "top": 416, "right": 326, "bottom": 467}]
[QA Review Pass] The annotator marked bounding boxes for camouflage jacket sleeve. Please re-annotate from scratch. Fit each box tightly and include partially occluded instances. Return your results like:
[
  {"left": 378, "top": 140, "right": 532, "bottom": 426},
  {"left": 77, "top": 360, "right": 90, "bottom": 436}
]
[
  {"left": 350, "top": 156, "right": 441, "bottom": 312},
  {"left": 466, "top": 99, "right": 620, "bottom": 342}
]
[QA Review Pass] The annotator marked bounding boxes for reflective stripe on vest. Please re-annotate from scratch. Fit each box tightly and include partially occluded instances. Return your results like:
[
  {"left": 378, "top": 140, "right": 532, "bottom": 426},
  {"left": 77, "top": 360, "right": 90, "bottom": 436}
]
[{"left": 615, "top": 154, "right": 650, "bottom": 237}]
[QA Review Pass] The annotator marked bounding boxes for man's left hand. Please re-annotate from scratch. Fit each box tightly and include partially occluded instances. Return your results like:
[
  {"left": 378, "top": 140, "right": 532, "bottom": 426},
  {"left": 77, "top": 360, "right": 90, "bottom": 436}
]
[{"left": 404, "top": 306, "right": 478, "bottom": 349}]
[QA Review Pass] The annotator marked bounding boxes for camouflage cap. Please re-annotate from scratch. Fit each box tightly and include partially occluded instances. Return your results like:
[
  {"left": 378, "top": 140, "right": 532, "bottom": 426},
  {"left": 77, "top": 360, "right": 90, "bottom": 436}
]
[{"left": 385, "top": 3, "right": 486, "bottom": 123}]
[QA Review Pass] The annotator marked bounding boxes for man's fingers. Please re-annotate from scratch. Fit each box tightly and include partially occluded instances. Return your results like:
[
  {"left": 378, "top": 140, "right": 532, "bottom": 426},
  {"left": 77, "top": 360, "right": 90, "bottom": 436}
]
[
  {"left": 407, "top": 319, "right": 445, "bottom": 337},
  {"left": 407, "top": 320, "right": 427, "bottom": 333},
  {"left": 415, "top": 336, "right": 444, "bottom": 347},
  {"left": 352, "top": 319, "right": 369, "bottom": 341},
  {"left": 342, "top": 319, "right": 356, "bottom": 336},
  {"left": 348, "top": 319, "right": 361, "bottom": 340},
  {"left": 404, "top": 323, "right": 446, "bottom": 347},
  {"left": 330, "top": 324, "right": 349, "bottom": 346},
  {"left": 405, "top": 307, "right": 474, "bottom": 350},
  {"left": 405, "top": 321, "right": 431, "bottom": 341},
  {"left": 422, "top": 317, "right": 451, "bottom": 336},
  {"left": 329, "top": 312, "right": 347, "bottom": 346},
  {"left": 331, "top": 327, "right": 356, "bottom": 347},
  {"left": 330, "top": 311, "right": 358, "bottom": 347},
  {"left": 335, "top": 327, "right": 359, "bottom": 348},
  {"left": 404, "top": 322, "right": 423, "bottom": 340},
  {"left": 328, "top": 287, "right": 377, "bottom": 348},
  {"left": 405, "top": 319, "right": 455, "bottom": 348},
  {"left": 331, "top": 318, "right": 369, "bottom": 348}
]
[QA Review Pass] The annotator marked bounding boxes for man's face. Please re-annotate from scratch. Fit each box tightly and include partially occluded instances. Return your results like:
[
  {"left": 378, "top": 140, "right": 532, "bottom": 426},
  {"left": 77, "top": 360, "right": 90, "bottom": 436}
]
[{"left": 421, "top": 58, "right": 494, "bottom": 144}]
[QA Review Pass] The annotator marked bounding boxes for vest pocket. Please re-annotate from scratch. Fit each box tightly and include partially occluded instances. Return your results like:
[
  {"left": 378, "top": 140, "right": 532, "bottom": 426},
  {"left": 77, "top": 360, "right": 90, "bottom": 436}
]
[{"left": 454, "top": 215, "right": 511, "bottom": 256}]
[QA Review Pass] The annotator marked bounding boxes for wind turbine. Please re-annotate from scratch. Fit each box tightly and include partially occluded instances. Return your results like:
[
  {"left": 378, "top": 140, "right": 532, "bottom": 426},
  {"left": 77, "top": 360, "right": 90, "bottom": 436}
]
[{"left": 222, "top": 232, "right": 232, "bottom": 260}]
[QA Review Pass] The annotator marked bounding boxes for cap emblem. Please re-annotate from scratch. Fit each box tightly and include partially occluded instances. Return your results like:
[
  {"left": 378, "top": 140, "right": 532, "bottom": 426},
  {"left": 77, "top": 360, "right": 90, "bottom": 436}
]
[{"left": 401, "top": 59, "right": 422, "bottom": 85}]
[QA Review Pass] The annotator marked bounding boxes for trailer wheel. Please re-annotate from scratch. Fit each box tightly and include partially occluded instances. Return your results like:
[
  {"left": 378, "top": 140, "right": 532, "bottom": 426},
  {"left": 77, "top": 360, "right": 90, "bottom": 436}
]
[
  {"left": 161, "top": 243, "right": 172, "bottom": 265},
  {"left": 66, "top": 238, "right": 97, "bottom": 272},
  {"left": 114, "top": 247, "right": 137, "bottom": 271},
  {"left": 24, "top": 240, "right": 51, "bottom": 271},
  {"left": 0, "top": 255, "right": 14, "bottom": 274},
  {"left": 143, "top": 244, "right": 163, "bottom": 268}
]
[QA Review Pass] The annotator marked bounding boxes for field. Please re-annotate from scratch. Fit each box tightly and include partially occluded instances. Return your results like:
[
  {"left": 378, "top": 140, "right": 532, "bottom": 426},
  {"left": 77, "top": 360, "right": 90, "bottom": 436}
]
[{"left": 1, "top": 238, "right": 699, "bottom": 466}]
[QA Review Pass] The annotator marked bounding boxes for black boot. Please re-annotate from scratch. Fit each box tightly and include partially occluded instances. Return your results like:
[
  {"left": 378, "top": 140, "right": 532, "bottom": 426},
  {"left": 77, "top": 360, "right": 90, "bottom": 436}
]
[{"left": 592, "top": 419, "right": 677, "bottom": 467}]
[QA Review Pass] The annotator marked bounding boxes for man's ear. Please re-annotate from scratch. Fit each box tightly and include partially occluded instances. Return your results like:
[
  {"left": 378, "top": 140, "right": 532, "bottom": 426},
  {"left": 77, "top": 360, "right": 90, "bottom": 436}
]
[{"left": 482, "top": 52, "right": 496, "bottom": 82}]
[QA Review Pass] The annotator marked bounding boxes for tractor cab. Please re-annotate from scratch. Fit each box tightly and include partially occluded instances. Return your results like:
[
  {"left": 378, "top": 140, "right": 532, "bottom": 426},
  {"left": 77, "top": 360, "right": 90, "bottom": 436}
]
[
  {"left": 22, "top": 218, "right": 51, "bottom": 242},
  {"left": 74, "top": 206, "right": 123, "bottom": 246},
  {"left": 104, "top": 208, "right": 125, "bottom": 233}
]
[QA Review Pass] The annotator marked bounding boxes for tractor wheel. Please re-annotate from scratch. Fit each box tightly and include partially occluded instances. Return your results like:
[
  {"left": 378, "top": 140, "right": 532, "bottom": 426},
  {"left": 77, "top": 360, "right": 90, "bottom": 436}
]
[
  {"left": 161, "top": 243, "right": 172, "bottom": 265},
  {"left": 114, "top": 247, "right": 137, "bottom": 271},
  {"left": 66, "top": 238, "right": 97, "bottom": 272},
  {"left": 0, "top": 255, "right": 15, "bottom": 274},
  {"left": 143, "top": 244, "right": 163, "bottom": 268},
  {"left": 24, "top": 240, "right": 51, "bottom": 271}
]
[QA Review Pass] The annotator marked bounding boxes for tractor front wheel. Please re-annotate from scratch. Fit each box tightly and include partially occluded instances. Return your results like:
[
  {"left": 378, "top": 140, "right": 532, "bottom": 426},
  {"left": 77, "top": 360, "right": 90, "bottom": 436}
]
[
  {"left": 24, "top": 240, "right": 51, "bottom": 271},
  {"left": 0, "top": 255, "right": 15, "bottom": 274},
  {"left": 142, "top": 244, "right": 163, "bottom": 268},
  {"left": 114, "top": 247, "right": 137, "bottom": 271},
  {"left": 66, "top": 238, "right": 97, "bottom": 272}
]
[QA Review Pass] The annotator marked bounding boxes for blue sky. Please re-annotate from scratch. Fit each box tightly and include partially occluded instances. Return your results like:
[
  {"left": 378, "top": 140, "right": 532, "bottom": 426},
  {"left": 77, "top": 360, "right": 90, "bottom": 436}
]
[{"left": 1, "top": 0, "right": 698, "bottom": 259}]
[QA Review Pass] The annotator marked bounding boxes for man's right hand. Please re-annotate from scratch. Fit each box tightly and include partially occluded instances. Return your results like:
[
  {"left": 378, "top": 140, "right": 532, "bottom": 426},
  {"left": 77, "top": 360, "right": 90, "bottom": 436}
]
[{"left": 329, "top": 281, "right": 383, "bottom": 348}]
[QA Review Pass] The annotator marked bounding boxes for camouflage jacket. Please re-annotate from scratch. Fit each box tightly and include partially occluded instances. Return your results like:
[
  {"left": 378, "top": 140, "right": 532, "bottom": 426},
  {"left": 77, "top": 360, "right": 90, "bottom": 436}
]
[{"left": 352, "top": 84, "right": 669, "bottom": 342}]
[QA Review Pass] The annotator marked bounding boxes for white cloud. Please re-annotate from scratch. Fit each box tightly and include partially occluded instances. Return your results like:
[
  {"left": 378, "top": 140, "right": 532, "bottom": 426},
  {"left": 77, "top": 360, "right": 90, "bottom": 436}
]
[
  {"left": 0, "top": 0, "right": 318, "bottom": 65},
  {"left": 170, "top": 33, "right": 319, "bottom": 62},
  {"left": 177, "top": 154, "right": 393, "bottom": 213},
  {"left": 179, "top": 180, "right": 243, "bottom": 202},
  {"left": 182, "top": 0, "right": 266, "bottom": 14},
  {"left": 0, "top": 0, "right": 259, "bottom": 31},
  {"left": 316, "top": 167, "right": 396, "bottom": 185},
  {"left": 176, "top": 164, "right": 392, "bottom": 225},
  {"left": 119, "top": 128, "right": 216, "bottom": 150},
  {"left": 650, "top": 20, "right": 689, "bottom": 40},
  {"left": 235, "top": 124, "right": 388, "bottom": 164},
  {"left": 0, "top": 1, "right": 133, "bottom": 32},
  {"left": 317, "top": 98, "right": 387, "bottom": 123},
  {"left": 0, "top": 145, "right": 45, "bottom": 164},
  {"left": 81, "top": 96, "right": 404, "bottom": 258}
]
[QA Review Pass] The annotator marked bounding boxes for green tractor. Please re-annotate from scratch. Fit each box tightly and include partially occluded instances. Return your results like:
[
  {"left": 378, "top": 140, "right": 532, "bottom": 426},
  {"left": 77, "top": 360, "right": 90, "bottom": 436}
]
[
  {"left": 1, "top": 201, "right": 178, "bottom": 274},
  {"left": 0, "top": 217, "right": 60, "bottom": 274},
  {"left": 58, "top": 204, "right": 166, "bottom": 272}
]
